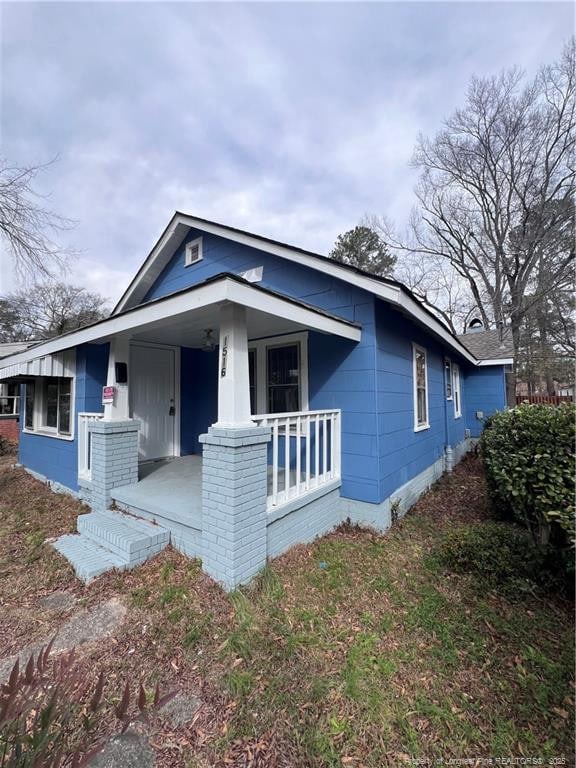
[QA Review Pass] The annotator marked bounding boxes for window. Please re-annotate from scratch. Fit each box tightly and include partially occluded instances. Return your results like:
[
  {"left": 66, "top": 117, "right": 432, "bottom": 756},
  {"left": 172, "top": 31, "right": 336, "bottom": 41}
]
[
  {"left": 453, "top": 363, "right": 461, "bottom": 418},
  {"left": 184, "top": 237, "right": 203, "bottom": 266},
  {"left": 267, "top": 343, "right": 300, "bottom": 413},
  {"left": 444, "top": 358, "right": 453, "bottom": 400},
  {"left": 413, "top": 344, "right": 429, "bottom": 431},
  {"left": 25, "top": 377, "right": 73, "bottom": 437},
  {"left": 0, "top": 383, "right": 20, "bottom": 415},
  {"left": 248, "top": 333, "right": 308, "bottom": 415}
]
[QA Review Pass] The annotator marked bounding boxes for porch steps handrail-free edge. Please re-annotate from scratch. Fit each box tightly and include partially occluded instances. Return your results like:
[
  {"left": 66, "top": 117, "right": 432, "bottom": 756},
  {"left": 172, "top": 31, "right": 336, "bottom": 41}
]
[{"left": 78, "top": 412, "right": 104, "bottom": 481}]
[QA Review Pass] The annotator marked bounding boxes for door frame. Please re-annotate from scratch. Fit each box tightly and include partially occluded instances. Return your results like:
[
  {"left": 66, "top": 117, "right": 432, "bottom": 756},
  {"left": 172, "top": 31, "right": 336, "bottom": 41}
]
[{"left": 129, "top": 340, "right": 181, "bottom": 459}]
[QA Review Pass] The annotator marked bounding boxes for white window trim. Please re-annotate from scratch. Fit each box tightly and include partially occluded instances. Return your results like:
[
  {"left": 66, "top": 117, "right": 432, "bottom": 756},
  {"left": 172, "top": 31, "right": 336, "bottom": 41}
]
[
  {"left": 453, "top": 363, "right": 462, "bottom": 418},
  {"left": 184, "top": 236, "right": 203, "bottom": 267},
  {"left": 23, "top": 376, "right": 76, "bottom": 441},
  {"left": 249, "top": 331, "right": 309, "bottom": 415},
  {"left": 444, "top": 357, "right": 453, "bottom": 400},
  {"left": 412, "top": 343, "right": 430, "bottom": 432}
]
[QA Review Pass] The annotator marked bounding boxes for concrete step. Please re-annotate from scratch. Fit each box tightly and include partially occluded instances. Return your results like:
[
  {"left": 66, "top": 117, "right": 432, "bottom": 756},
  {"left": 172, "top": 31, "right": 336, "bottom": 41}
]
[
  {"left": 77, "top": 509, "right": 169, "bottom": 564},
  {"left": 52, "top": 533, "right": 128, "bottom": 583}
]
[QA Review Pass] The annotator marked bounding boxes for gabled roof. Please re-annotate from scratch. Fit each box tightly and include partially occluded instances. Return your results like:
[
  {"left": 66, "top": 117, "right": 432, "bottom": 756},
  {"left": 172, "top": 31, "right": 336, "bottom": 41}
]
[
  {"left": 113, "top": 212, "right": 493, "bottom": 366},
  {"left": 456, "top": 329, "right": 514, "bottom": 362},
  {"left": 0, "top": 274, "right": 361, "bottom": 380}
]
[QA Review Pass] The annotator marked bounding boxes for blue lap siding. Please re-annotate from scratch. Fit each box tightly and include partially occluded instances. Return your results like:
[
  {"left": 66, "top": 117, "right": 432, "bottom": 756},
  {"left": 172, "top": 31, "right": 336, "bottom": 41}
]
[
  {"left": 375, "top": 301, "right": 467, "bottom": 501},
  {"left": 144, "top": 228, "right": 381, "bottom": 503},
  {"left": 17, "top": 226, "right": 509, "bottom": 505},
  {"left": 18, "top": 343, "right": 108, "bottom": 492},
  {"left": 464, "top": 365, "right": 507, "bottom": 437}
]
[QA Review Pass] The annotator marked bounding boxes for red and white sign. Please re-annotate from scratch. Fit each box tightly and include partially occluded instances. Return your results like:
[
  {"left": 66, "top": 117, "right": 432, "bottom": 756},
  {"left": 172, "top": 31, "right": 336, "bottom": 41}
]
[{"left": 102, "top": 385, "right": 116, "bottom": 405}]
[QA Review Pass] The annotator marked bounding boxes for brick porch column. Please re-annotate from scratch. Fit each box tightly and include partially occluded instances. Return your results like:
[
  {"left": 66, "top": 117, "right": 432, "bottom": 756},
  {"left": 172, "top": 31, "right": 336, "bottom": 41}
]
[
  {"left": 86, "top": 419, "right": 140, "bottom": 512},
  {"left": 199, "top": 424, "right": 271, "bottom": 590}
]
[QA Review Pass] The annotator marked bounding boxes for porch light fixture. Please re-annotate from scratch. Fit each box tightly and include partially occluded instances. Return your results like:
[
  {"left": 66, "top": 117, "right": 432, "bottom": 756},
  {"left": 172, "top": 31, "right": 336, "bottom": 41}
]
[{"left": 202, "top": 328, "right": 216, "bottom": 352}]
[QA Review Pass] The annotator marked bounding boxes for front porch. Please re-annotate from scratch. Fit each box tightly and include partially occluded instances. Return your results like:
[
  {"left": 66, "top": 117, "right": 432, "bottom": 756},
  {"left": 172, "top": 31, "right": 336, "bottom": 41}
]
[
  {"left": 68, "top": 409, "right": 343, "bottom": 583},
  {"left": 101, "top": 406, "right": 343, "bottom": 560},
  {"left": 62, "top": 277, "right": 360, "bottom": 588}
]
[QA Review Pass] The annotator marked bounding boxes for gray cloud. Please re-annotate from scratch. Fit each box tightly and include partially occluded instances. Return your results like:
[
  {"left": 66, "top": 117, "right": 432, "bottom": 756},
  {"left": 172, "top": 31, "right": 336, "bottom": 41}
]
[{"left": 1, "top": 1, "right": 572, "bottom": 300}]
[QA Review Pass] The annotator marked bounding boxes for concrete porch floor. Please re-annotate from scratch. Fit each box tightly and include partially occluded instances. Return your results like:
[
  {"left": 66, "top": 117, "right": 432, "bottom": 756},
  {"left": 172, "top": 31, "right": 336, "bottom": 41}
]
[
  {"left": 110, "top": 454, "right": 305, "bottom": 527},
  {"left": 111, "top": 455, "right": 203, "bottom": 527}
]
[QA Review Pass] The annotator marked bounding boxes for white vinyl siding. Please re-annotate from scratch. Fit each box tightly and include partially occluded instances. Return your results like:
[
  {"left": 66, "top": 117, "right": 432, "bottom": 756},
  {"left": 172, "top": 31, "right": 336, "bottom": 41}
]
[{"left": 413, "top": 344, "right": 429, "bottom": 431}]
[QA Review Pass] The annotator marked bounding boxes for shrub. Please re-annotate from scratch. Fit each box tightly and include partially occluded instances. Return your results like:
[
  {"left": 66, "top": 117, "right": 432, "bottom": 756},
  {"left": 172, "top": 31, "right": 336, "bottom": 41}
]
[
  {"left": 435, "top": 521, "right": 545, "bottom": 595},
  {"left": 480, "top": 404, "right": 575, "bottom": 559},
  {"left": 0, "top": 639, "right": 174, "bottom": 768}
]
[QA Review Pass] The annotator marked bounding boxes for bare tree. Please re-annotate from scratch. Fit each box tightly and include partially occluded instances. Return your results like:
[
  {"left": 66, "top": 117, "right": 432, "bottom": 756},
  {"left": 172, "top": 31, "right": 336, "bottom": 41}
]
[
  {"left": 0, "top": 281, "right": 109, "bottom": 341},
  {"left": 383, "top": 40, "right": 575, "bottom": 366},
  {"left": 0, "top": 158, "right": 75, "bottom": 281}
]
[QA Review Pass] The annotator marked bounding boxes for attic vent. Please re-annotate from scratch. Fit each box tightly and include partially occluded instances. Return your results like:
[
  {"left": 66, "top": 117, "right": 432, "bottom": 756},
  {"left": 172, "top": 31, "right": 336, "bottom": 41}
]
[
  {"left": 185, "top": 237, "right": 203, "bottom": 266},
  {"left": 466, "top": 318, "right": 484, "bottom": 334}
]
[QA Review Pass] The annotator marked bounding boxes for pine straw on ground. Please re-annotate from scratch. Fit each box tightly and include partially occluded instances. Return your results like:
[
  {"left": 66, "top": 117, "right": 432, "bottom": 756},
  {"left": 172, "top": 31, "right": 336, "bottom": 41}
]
[{"left": 0, "top": 454, "right": 573, "bottom": 767}]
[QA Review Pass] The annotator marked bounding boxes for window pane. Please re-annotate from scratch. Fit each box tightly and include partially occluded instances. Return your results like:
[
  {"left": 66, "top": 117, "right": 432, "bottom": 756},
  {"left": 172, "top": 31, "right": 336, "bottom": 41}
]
[
  {"left": 445, "top": 360, "right": 452, "bottom": 398},
  {"left": 416, "top": 351, "right": 426, "bottom": 388},
  {"left": 417, "top": 387, "right": 427, "bottom": 425},
  {"left": 267, "top": 344, "right": 300, "bottom": 414},
  {"left": 268, "top": 344, "right": 299, "bottom": 386},
  {"left": 25, "top": 383, "right": 35, "bottom": 429},
  {"left": 58, "top": 379, "right": 72, "bottom": 435},
  {"left": 268, "top": 385, "right": 300, "bottom": 414},
  {"left": 44, "top": 379, "right": 58, "bottom": 428},
  {"left": 453, "top": 366, "right": 461, "bottom": 416}
]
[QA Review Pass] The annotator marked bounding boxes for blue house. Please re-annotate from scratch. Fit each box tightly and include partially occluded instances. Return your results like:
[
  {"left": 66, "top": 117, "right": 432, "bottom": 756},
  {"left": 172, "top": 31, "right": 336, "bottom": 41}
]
[{"left": 0, "top": 213, "right": 513, "bottom": 588}]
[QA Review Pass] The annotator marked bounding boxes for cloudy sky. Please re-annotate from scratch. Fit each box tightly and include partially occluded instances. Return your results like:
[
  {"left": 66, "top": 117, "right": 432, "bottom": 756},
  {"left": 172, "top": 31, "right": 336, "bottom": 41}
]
[{"left": 0, "top": 1, "right": 572, "bottom": 304}]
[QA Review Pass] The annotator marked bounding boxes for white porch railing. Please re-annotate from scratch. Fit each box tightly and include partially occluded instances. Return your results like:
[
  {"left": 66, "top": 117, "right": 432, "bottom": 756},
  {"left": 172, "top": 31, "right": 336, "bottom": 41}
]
[
  {"left": 253, "top": 409, "right": 341, "bottom": 509},
  {"left": 78, "top": 412, "right": 104, "bottom": 481}
]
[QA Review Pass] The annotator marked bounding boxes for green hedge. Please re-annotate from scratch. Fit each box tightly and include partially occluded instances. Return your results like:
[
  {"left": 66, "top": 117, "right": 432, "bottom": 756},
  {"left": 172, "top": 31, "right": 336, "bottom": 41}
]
[{"left": 480, "top": 404, "right": 575, "bottom": 565}]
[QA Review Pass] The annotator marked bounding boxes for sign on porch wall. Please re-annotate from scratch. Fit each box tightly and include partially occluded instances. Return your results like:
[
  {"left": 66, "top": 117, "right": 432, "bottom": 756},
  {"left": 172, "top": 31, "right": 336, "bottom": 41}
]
[
  {"left": 220, "top": 335, "right": 228, "bottom": 378},
  {"left": 102, "top": 385, "right": 116, "bottom": 405}
]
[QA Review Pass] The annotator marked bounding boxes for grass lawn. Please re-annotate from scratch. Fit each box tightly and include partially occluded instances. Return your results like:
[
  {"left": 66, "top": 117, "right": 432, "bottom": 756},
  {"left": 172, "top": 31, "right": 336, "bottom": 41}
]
[{"left": 0, "top": 452, "right": 573, "bottom": 767}]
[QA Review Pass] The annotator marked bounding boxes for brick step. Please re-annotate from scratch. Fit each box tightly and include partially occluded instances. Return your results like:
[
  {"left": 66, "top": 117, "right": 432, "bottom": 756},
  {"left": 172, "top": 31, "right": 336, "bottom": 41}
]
[
  {"left": 52, "top": 533, "right": 128, "bottom": 583},
  {"left": 77, "top": 509, "right": 169, "bottom": 563}
]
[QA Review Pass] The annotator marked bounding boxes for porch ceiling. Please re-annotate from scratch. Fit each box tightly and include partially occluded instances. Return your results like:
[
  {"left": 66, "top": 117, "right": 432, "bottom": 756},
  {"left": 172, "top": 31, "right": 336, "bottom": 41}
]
[{"left": 130, "top": 303, "right": 319, "bottom": 347}]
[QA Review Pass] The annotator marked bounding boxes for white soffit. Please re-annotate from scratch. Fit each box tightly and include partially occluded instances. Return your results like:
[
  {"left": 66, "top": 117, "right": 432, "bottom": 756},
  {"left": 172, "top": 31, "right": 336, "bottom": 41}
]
[{"left": 0, "top": 278, "right": 361, "bottom": 378}]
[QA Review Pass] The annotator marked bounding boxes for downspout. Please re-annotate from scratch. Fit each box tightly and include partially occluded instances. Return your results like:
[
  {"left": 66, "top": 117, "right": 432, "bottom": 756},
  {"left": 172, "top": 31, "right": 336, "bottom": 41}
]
[{"left": 443, "top": 358, "right": 453, "bottom": 473}]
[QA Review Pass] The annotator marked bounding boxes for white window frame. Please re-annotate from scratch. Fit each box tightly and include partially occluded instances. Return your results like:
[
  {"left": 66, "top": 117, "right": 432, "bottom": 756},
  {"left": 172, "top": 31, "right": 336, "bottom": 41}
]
[
  {"left": 412, "top": 343, "right": 430, "bottom": 432},
  {"left": 184, "top": 236, "right": 203, "bottom": 267},
  {"left": 249, "top": 331, "right": 309, "bottom": 415},
  {"left": 23, "top": 376, "right": 75, "bottom": 441},
  {"left": 453, "top": 363, "right": 462, "bottom": 418},
  {"left": 444, "top": 357, "right": 453, "bottom": 400}
]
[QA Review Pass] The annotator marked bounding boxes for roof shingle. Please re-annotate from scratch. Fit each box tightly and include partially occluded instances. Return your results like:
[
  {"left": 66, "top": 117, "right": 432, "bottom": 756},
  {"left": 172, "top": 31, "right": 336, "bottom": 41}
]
[{"left": 456, "top": 329, "right": 514, "bottom": 360}]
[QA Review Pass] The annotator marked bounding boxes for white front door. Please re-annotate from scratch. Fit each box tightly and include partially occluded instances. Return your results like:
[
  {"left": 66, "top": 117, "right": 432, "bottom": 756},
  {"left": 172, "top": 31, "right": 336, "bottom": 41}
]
[{"left": 130, "top": 344, "right": 176, "bottom": 460}]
